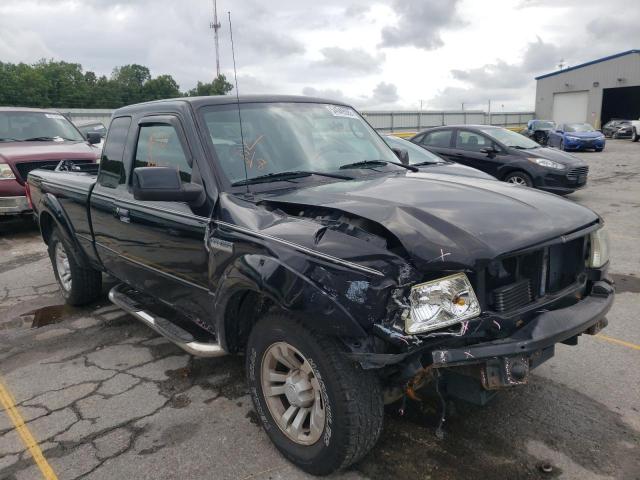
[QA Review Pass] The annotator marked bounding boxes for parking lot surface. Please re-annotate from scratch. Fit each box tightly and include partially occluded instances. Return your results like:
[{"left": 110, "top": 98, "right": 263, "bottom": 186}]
[{"left": 1, "top": 140, "right": 639, "bottom": 480}]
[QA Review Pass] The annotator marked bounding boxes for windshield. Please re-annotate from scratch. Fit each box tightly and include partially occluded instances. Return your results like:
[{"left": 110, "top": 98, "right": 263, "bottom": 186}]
[
  {"left": 479, "top": 127, "right": 539, "bottom": 149},
  {"left": 0, "top": 111, "right": 84, "bottom": 142},
  {"left": 531, "top": 120, "right": 555, "bottom": 129},
  {"left": 200, "top": 102, "right": 398, "bottom": 185},
  {"left": 565, "top": 123, "right": 595, "bottom": 132},
  {"left": 383, "top": 135, "right": 444, "bottom": 164}
]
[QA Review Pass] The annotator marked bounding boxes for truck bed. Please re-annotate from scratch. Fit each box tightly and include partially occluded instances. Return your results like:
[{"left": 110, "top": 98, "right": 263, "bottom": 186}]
[{"left": 28, "top": 167, "right": 99, "bottom": 266}]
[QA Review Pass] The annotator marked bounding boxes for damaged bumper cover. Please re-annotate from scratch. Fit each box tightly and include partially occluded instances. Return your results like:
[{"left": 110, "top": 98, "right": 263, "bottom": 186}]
[{"left": 432, "top": 280, "right": 614, "bottom": 367}]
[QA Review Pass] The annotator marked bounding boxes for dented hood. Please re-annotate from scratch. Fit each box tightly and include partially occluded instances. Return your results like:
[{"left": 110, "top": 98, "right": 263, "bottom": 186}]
[{"left": 262, "top": 172, "right": 598, "bottom": 268}]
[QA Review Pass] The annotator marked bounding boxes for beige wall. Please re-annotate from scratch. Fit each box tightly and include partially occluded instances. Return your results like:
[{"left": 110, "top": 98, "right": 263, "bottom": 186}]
[{"left": 534, "top": 52, "right": 640, "bottom": 128}]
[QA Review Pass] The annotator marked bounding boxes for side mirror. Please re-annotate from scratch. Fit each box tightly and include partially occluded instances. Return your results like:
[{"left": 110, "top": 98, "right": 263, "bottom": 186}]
[
  {"left": 86, "top": 132, "right": 102, "bottom": 144},
  {"left": 391, "top": 147, "right": 409, "bottom": 165},
  {"left": 479, "top": 147, "right": 497, "bottom": 156},
  {"left": 132, "top": 167, "right": 204, "bottom": 203}
]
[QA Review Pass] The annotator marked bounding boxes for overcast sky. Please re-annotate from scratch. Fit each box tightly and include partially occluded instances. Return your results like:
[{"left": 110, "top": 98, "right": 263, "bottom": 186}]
[{"left": 1, "top": 0, "right": 638, "bottom": 111}]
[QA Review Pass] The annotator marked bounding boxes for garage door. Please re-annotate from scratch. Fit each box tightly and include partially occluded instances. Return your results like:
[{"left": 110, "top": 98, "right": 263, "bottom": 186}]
[{"left": 552, "top": 91, "right": 588, "bottom": 124}]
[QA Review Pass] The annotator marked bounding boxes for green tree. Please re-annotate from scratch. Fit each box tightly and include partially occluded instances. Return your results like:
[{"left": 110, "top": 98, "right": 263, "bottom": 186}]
[
  {"left": 187, "top": 74, "right": 233, "bottom": 96},
  {"left": 142, "top": 74, "right": 181, "bottom": 100},
  {"left": 111, "top": 64, "right": 152, "bottom": 105}
]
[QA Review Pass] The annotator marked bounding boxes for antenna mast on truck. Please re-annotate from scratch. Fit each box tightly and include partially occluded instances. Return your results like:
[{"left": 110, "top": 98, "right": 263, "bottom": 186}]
[{"left": 209, "top": 0, "right": 222, "bottom": 77}]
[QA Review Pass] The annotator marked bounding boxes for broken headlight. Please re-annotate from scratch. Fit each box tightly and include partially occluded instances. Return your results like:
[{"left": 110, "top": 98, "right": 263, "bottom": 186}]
[
  {"left": 405, "top": 273, "right": 480, "bottom": 334},
  {"left": 588, "top": 226, "right": 609, "bottom": 268}
]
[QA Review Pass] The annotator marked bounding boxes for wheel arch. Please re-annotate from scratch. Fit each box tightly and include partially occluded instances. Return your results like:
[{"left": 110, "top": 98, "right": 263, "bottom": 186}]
[{"left": 213, "top": 254, "right": 369, "bottom": 353}]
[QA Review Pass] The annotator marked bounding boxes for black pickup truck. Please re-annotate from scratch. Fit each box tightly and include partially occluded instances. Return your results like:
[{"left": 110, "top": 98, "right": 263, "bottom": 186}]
[{"left": 28, "top": 96, "right": 614, "bottom": 475}]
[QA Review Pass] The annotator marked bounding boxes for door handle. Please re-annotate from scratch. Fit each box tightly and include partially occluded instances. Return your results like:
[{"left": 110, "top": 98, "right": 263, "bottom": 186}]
[{"left": 114, "top": 207, "right": 130, "bottom": 223}]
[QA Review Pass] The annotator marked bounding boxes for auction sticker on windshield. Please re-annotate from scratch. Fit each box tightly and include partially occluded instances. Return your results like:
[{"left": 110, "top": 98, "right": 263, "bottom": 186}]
[
  {"left": 44, "top": 113, "right": 65, "bottom": 120},
  {"left": 325, "top": 105, "right": 358, "bottom": 118}
]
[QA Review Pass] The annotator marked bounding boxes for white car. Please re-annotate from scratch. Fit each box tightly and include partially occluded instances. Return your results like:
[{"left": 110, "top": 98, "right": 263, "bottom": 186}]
[{"left": 631, "top": 119, "right": 640, "bottom": 142}]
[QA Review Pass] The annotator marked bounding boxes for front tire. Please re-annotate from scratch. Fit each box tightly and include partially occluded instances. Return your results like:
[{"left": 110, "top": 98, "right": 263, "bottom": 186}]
[
  {"left": 48, "top": 228, "right": 102, "bottom": 306},
  {"left": 504, "top": 171, "right": 534, "bottom": 187},
  {"left": 247, "top": 313, "right": 383, "bottom": 475},
  {"left": 632, "top": 128, "right": 639, "bottom": 142}
]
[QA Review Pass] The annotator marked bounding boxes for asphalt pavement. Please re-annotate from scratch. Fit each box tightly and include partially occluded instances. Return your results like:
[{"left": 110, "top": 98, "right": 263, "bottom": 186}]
[{"left": 0, "top": 139, "right": 638, "bottom": 480}]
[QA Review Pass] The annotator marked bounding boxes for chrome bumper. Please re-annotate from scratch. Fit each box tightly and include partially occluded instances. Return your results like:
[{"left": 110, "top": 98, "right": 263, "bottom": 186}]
[{"left": 0, "top": 196, "right": 31, "bottom": 215}]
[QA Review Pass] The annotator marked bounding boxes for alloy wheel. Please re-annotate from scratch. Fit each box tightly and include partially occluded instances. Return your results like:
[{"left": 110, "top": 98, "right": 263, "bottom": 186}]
[
  {"left": 55, "top": 242, "right": 72, "bottom": 291},
  {"left": 261, "top": 341, "right": 325, "bottom": 445},
  {"left": 507, "top": 175, "right": 528, "bottom": 186}
]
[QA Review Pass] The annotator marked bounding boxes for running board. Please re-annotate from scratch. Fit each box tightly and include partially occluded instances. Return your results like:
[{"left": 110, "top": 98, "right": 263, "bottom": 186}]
[{"left": 108, "top": 284, "right": 226, "bottom": 357}]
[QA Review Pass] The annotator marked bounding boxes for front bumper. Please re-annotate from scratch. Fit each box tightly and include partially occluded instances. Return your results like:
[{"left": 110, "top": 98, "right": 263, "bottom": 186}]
[
  {"left": 0, "top": 196, "right": 31, "bottom": 215},
  {"left": 432, "top": 280, "right": 614, "bottom": 367},
  {"left": 564, "top": 138, "right": 605, "bottom": 150}
]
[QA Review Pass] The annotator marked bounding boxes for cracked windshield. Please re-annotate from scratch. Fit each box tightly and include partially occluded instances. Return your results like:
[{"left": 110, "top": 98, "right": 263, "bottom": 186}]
[{"left": 201, "top": 102, "right": 398, "bottom": 184}]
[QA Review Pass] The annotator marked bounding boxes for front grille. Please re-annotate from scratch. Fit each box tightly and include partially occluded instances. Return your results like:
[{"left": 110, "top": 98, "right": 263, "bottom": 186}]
[
  {"left": 493, "top": 279, "right": 532, "bottom": 312},
  {"left": 484, "top": 235, "right": 587, "bottom": 313},
  {"left": 566, "top": 166, "right": 589, "bottom": 181},
  {"left": 14, "top": 160, "right": 92, "bottom": 182}
]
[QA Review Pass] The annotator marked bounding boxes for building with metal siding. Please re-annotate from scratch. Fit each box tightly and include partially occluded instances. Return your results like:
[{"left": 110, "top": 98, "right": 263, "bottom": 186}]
[{"left": 534, "top": 50, "right": 640, "bottom": 128}]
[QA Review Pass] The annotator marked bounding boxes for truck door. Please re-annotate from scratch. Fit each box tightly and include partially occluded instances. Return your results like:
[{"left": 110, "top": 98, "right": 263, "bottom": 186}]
[{"left": 91, "top": 114, "right": 213, "bottom": 325}]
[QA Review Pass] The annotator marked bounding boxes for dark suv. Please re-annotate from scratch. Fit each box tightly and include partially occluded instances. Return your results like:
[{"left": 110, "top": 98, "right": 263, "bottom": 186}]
[{"left": 411, "top": 125, "right": 589, "bottom": 194}]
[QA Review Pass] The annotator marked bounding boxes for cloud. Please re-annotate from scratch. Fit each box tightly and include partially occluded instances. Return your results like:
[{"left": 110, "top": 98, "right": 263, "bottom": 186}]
[
  {"left": 429, "top": 37, "right": 559, "bottom": 109},
  {"left": 314, "top": 47, "right": 384, "bottom": 74},
  {"left": 302, "top": 81, "right": 401, "bottom": 110},
  {"left": 379, "top": 0, "right": 464, "bottom": 50}
]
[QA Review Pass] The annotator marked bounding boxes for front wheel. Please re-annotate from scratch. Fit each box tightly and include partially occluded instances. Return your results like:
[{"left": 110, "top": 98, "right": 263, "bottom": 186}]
[
  {"left": 48, "top": 228, "right": 102, "bottom": 306},
  {"left": 247, "top": 314, "right": 383, "bottom": 475},
  {"left": 632, "top": 128, "right": 639, "bottom": 142},
  {"left": 504, "top": 171, "right": 534, "bottom": 187},
  {"left": 559, "top": 139, "right": 566, "bottom": 151}
]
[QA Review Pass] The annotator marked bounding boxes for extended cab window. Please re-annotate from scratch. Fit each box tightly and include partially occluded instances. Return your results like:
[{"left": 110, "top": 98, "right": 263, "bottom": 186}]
[
  {"left": 134, "top": 125, "right": 192, "bottom": 183},
  {"left": 455, "top": 130, "right": 489, "bottom": 152},
  {"left": 420, "top": 130, "right": 452, "bottom": 148},
  {"left": 98, "top": 116, "right": 131, "bottom": 188}
]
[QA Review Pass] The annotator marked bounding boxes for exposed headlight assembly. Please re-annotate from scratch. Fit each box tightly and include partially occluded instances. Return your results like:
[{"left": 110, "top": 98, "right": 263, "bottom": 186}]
[
  {"left": 0, "top": 163, "right": 15, "bottom": 180},
  {"left": 406, "top": 273, "right": 480, "bottom": 334},
  {"left": 589, "top": 226, "right": 610, "bottom": 268},
  {"left": 528, "top": 157, "right": 565, "bottom": 170}
]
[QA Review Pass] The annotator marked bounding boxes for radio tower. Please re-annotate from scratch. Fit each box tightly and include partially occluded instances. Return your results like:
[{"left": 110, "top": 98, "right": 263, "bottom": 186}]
[{"left": 209, "top": 0, "right": 222, "bottom": 77}]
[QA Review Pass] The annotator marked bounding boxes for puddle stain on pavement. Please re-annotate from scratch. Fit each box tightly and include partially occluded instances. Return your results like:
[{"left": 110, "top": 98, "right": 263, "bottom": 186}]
[{"left": 0, "top": 305, "right": 76, "bottom": 332}]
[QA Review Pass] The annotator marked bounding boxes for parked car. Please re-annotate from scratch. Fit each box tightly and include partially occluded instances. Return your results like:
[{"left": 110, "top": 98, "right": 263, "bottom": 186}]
[
  {"left": 383, "top": 135, "right": 495, "bottom": 180},
  {"left": 520, "top": 119, "right": 556, "bottom": 145},
  {"left": 0, "top": 107, "right": 100, "bottom": 217},
  {"left": 631, "top": 118, "right": 640, "bottom": 142},
  {"left": 602, "top": 119, "right": 633, "bottom": 139},
  {"left": 28, "top": 96, "right": 613, "bottom": 476},
  {"left": 74, "top": 120, "right": 107, "bottom": 152},
  {"left": 410, "top": 125, "right": 589, "bottom": 194},
  {"left": 547, "top": 123, "right": 606, "bottom": 151}
]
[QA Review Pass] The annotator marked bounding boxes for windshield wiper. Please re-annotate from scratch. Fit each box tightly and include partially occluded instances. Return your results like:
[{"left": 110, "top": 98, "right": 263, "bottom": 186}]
[
  {"left": 22, "top": 136, "right": 76, "bottom": 142},
  {"left": 511, "top": 145, "right": 538, "bottom": 150},
  {"left": 339, "top": 160, "right": 418, "bottom": 172},
  {"left": 412, "top": 161, "right": 445, "bottom": 166},
  {"left": 231, "top": 170, "right": 353, "bottom": 187},
  {"left": 0, "top": 137, "right": 24, "bottom": 142}
]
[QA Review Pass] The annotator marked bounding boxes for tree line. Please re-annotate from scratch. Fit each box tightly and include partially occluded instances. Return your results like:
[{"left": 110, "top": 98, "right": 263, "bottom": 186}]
[{"left": 0, "top": 60, "right": 233, "bottom": 108}]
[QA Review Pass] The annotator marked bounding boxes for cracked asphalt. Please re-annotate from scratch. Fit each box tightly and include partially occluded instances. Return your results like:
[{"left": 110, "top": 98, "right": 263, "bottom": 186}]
[{"left": 1, "top": 140, "right": 639, "bottom": 480}]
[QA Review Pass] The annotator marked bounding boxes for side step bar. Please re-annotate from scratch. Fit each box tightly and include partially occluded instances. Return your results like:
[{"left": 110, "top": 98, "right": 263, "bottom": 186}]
[{"left": 108, "top": 284, "right": 226, "bottom": 358}]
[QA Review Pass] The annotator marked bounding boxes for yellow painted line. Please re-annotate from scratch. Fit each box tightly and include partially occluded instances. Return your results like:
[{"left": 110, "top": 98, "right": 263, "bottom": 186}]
[
  {"left": 0, "top": 378, "right": 58, "bottom": 480},
  {"left": 595, "top": 334, "right": 640, "bottom": 351}
]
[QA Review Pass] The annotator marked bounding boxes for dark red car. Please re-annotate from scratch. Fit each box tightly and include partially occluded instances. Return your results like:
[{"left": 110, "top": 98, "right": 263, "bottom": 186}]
[{"left": 0, "top": 107, "right": 100, "bottom": 217}]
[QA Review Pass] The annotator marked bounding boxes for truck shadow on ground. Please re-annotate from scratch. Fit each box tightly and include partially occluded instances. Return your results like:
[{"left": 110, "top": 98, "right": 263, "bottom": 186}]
[{"left": 356, "top": 377, "right": 639, "bottom": 480}]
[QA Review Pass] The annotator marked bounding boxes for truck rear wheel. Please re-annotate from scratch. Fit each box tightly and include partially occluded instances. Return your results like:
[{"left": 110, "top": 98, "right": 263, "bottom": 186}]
[
  {"left": 48, "top": 228, "right": 102, "bottom": 306},
  {"left": 246, "top": 313, "right": 383, "bottom": 475}
]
